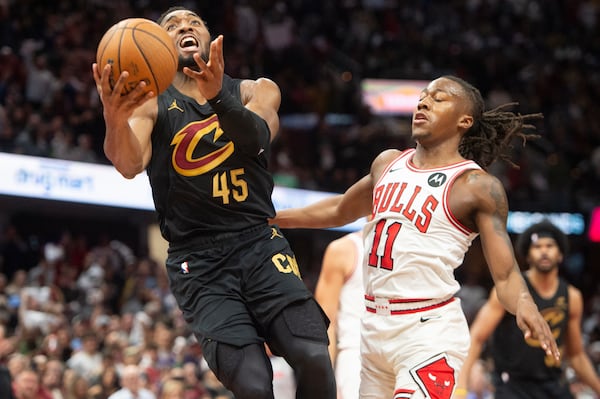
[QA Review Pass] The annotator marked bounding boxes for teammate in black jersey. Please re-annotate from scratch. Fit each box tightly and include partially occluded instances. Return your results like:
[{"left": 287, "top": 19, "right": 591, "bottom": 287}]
[
  {"left": 92, "top": 7, "right": 336, "bottom": 399},
  {"left": 455, "top": 220, "right": 600, "bottom": 398}
]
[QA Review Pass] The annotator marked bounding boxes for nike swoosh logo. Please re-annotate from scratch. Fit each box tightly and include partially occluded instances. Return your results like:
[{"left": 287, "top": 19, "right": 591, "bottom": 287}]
[{"left": 420, "top": 315, "right": 441, "bottom": 323}]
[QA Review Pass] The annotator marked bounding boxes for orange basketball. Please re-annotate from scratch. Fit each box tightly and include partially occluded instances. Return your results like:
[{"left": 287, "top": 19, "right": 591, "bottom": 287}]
[{"left": 96, "top": 18, "right": 178, "bottom": 96}]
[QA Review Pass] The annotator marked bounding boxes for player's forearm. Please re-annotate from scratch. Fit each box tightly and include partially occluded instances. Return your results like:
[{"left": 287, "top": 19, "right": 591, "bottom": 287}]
[
  {"left": 208, "top": 89, "right": 269, "bottom": 155},
  {"left": 455, "top": 337, "right": 485, "bottom": 396},
  {"left": 570, "top": 352, "right": 600, "bottom": 394},
  {"left": 103, "top": 121, "right": 145, "bottom": 179},
  {"left": 274, "top": 195, "right": 352, "bottom": 229},
  {"left": 494, "top": 268, "right": 530, "bottom": 315}
]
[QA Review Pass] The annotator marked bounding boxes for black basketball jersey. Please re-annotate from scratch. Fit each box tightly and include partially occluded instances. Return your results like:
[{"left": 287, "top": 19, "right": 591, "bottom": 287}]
[
  {"left": 491, "top": 274, "right": 569, "bottom": 381},
  {"left": 147, "top": 75, "right": 275, "bottom": 244}
]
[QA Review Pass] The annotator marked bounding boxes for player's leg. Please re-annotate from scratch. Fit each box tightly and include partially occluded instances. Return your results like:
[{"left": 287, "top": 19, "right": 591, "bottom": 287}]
[
  {"left": 335, "top": 348, "right": 361, "bottom": 399},
  {"left": 166, "top": 240, "right": 275, "bottom": 399},
  {"left": 267, "top": 298, "right": 337, "bottom": 399},
  {"left": 202, "top": 339, "right": 275, "bottom": 399},
  {"left": 359, "top": 312, "right": 396, "bottom": 398},
  {"left": 397, "top": 299, "right": 469, "bottom": 399}
]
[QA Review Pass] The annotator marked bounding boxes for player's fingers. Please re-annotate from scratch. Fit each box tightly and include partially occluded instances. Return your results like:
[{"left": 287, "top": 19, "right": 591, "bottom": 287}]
[
  {"left": 539, "top": 323, "right": 560, "bottom": 360},
  {"left": 527, "top": 318, "right": 560, "bottom": 361},
  {"left": 129, "top": 81, "right": 153, "bottom": 102},
  {"left": 182, "top": 65, "right": 203, "bottom": 80},
  {"left": 194, "top": 52, "right": 209, "bottom": 70},
  {"left": 111, "top": 71, "right": 129, "bottom": 97},
  {"left": 92, "top": 63, "right": 100, "bottom": 84},
  {"left": 213, "top": 35, "right": 224, "bottom": 69},
  {"left": 129, "top": 90, "right": 154, "bottom": 108}
]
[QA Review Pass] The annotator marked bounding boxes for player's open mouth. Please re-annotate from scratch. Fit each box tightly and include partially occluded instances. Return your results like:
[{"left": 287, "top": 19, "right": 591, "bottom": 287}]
[
  {"left": 179, "top": 36, "right": 198, "bottom": 50},
  {"left": 413, "top": 112, "right": 428, "bottom": 124}
]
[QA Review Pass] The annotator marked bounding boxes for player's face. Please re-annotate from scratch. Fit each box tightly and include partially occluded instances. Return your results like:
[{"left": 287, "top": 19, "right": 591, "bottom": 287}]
[
  {"left": 412, "top": 78, "right": 472, "bottom": 144},
  {"left": 526, "top": 237, "right": 563, "bottom": 274},
  {"left": 160, "top": 9, "right": 211, "bottom": 71}
]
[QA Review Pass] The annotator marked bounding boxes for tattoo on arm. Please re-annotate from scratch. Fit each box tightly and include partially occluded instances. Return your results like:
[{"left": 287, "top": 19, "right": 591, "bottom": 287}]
[{"left": 488, "top": 179, "right": 512, "bottom": 246}]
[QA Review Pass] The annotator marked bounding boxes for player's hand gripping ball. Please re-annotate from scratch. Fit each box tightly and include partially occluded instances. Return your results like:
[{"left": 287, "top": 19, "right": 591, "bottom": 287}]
[{"left": 96, "top": 18, "right": 178, "bottom": 96}]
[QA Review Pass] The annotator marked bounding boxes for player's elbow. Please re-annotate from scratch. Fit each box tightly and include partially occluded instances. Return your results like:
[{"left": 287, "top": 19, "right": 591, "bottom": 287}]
[{"left": 105, "top": 152, "right": 143, "bottom": 179}]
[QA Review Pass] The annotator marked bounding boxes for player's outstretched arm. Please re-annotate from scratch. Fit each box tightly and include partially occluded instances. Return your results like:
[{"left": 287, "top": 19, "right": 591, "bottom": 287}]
[
  {"left": 273, "top": 174, "right": 373, "bottom": 229},
  {"left": 92, "top": 63, "right": 156, "bottom": 179},
  {"left": 472, "top": 172, "right": 560, "bottom": 361}
]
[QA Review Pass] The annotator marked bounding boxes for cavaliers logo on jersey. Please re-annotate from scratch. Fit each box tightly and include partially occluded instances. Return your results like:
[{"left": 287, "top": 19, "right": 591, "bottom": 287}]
[
  {"left": 427, "top": 172, "right": 447, "bottom": 187},
  {"left": 171, "top": 115, "right": 234, "bottom": 176}
]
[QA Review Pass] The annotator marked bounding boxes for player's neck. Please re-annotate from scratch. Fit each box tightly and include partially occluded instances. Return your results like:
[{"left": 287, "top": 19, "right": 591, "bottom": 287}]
[
  {"left": 412, "top": 145, "right": 465, "bottom": 169},
  {"left": 526, "top": 269, "right": 559, "bottom": 298},
  {"left": 172, "top": 74, "right": 208, "bottom": 104}
]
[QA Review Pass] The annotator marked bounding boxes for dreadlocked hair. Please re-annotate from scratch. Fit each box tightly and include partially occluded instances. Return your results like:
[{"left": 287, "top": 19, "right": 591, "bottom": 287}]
[{"left": 443, "top": 75, "right": 542, "bottom": 169}]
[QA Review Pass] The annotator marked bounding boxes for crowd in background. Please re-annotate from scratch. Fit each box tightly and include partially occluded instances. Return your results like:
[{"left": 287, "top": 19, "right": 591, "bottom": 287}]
[
  {"left": 0, "top": 229, "right": 247, "bottom": 398},
  {"left": 0, "top": 0, "right": 599, "bottom": 398},
  {"left": 0, "top": 0, "right": 598, "bottom": 211}
]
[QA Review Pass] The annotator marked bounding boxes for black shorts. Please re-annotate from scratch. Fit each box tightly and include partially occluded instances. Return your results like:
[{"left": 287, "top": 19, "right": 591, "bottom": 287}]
[
  {"left": 492, "top": 373, "right": 574, "bottom": 399},
  {"left": 165, "top": 224, "right": 313, "bottom": 346}
]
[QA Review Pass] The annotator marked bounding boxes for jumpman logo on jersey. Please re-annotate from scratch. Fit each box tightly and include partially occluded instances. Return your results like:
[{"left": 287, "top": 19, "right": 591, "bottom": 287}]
[
  {"left": 168, "top": 99, "right": 184, "bottom": 113},
  {"left": 270, "top": 227, "right": 284, "bottom": 240}
]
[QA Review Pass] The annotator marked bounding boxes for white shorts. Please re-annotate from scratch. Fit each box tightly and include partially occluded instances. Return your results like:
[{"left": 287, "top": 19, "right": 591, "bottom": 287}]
[
  {"left": 336, "top": 347, "right": 361, "bottom": 399},
  {"left": 359, "top": 297, "right": 470, "bottom": 399}
]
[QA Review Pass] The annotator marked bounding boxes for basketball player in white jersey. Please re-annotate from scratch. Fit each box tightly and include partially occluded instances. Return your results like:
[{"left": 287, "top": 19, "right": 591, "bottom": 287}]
[
  {"left": 315, "top": 231, "right": 364, "bottom": 399},
  {"left": 272, "top": 75, "right": 560, "bottom": 399}
]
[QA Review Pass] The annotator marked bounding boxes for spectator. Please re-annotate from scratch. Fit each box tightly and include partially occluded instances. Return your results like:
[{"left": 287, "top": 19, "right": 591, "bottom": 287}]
[
  {"left": 108, "top": 364, "right": 156, "bottom": 399},
  {"left": 12, "top": 368, "right": 44, "bottom": 399},
  {"left": 41, "top": 359, "right": 65, "bottom": 399},
  {"left": 159, "top": 378, "right": 185, "bottom": 399},
  {"left": 63, "top": 374, "right": 89, "bottom": 399},
  {"left": 65, "top": 332, "right": 103, "bottom": 383}
]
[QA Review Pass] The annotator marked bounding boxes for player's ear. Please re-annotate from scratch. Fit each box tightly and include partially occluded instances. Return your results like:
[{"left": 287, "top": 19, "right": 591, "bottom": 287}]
[{"left": 458, "top": 114, "right": 473, "bottom": 130}]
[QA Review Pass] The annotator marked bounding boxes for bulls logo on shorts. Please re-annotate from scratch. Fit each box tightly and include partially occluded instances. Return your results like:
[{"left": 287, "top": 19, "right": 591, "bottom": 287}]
[{"left": 410, "top": 353, "right": 455, "bottom": 399}]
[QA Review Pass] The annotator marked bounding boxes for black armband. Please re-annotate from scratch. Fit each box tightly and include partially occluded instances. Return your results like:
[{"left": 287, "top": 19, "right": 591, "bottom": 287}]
[{"left": 208, "top": 89, "right": 270, "bottom": 155}]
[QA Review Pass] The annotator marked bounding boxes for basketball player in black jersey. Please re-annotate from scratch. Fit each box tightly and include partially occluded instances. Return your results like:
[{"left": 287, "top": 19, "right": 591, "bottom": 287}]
[
  {"left": 92, "top": 6, "right": 336, "bottom": 399},
  {"left": 454, "top": 220, "right": 600, "bottom": 398}
]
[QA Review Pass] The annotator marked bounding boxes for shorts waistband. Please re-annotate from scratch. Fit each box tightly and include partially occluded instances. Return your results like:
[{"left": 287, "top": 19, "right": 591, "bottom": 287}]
[
  {"left": 364, "top": 295, "right": 455, "bottom": 315},
  {"left": 169, "top": 223, "right": 270, "bottom": 252}
]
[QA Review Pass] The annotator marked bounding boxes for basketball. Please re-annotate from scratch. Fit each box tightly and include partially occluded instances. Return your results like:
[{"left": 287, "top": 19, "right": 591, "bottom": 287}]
[{"left": 96, "top": 18, "right": 178, "bottom": 96}]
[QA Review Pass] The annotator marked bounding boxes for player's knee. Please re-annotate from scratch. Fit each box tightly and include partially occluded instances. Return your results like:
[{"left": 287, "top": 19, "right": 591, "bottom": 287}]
[
  {"left": 231, "top": 379, "right": 273, "bottom": 399},
  {"left": 204, "top": 341, "right": 274, "bottom": 399},
  {"left": 294, "top": 341, "right": 331, "bottom": 376},
  {"left": 293, "top": 341, "right": 336, "bottom": 398}
]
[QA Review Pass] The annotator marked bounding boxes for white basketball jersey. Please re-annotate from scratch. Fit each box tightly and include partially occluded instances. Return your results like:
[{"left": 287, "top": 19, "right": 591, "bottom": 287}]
[
  {"left": 336, "top": 232, "right": 364, "bottom": 351},
  {"left": 363, "top": 149, "right": 481, "bottom": 300}
]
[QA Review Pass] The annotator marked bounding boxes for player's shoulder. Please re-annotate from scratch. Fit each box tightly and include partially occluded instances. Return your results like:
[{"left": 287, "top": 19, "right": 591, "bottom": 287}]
[
  {"left": 240, "top": 76, "right": 280, "bottom": 98},
  {"left": 567, "top": 283, "right": 583, "bottom": 304},
  {"left": 329, "top": 233, "right": 359, "bottom": 252},
  {"left": 371, "top": 148, "right": 403, "bottom": 173},
  {"left": 454, "top": 168, "right": 507, "bottom": 203}
]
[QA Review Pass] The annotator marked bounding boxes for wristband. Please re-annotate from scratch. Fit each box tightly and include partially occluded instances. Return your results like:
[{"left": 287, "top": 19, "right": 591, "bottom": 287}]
[
  {"left": 207, "top": 88, "right": 270, "bottom": 155},
  {"left": 208, "top": 89, "right": 239, "bottom": 114},
  {"left": 454, "top": 387, "right": 468, "bottom": 395}
]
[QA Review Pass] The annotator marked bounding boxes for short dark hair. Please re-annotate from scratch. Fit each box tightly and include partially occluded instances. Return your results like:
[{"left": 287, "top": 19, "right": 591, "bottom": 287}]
[
  {"left": 157, "top": 6, "right": 188, "bottom": 25},
  {"left": 515, "top": 219, "right": 568, "bottom": 258}
]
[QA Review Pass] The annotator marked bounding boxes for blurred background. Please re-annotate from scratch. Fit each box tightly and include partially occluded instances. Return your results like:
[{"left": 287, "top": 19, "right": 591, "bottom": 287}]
[{"left": 0, "top": 1, "right": 599, "bottom": 398}]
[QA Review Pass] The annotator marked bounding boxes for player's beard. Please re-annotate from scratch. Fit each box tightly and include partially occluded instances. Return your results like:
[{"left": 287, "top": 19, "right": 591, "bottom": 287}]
[
  {"left": 532, "top": 258, "right": 558, "bottom": 274},
  {"left": 178, "top": 51, "right": 209, "bottom": 72}
]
